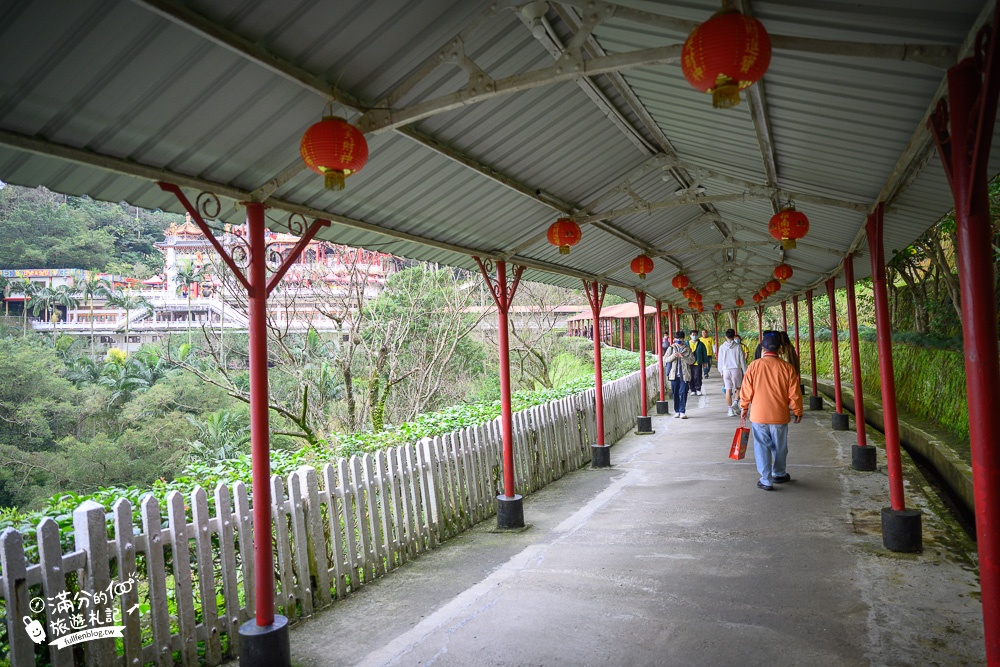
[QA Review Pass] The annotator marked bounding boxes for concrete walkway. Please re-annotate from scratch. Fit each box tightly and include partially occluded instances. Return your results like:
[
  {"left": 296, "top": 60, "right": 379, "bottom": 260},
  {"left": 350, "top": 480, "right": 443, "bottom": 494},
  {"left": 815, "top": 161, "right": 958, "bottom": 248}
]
[{"left": 276, "top": 372, "right": 985, "bottom": 667}]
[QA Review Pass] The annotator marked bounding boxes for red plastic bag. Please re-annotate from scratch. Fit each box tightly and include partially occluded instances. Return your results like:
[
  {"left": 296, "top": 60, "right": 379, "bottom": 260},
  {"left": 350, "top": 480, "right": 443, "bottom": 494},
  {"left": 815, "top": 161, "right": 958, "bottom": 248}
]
[{"left": 729, "top": 417, "right": 750, "bottom": 460}]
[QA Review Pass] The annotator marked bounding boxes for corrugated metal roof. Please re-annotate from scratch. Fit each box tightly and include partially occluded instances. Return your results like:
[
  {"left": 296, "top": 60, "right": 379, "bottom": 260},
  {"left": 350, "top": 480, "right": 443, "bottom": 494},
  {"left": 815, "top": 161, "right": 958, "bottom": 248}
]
[{"left": 0, "top": 0, "right": 997, "bottom": 308}]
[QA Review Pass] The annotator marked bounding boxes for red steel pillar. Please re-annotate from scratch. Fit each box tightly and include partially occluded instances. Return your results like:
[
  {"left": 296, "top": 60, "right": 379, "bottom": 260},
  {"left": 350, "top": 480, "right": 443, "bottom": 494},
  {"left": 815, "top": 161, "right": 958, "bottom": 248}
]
[
  {"left": 930, "top": 23, "right": 1000, "bottom": 651},
  {"left": 781, "top": 300, "right": 788, "bottom": 332},
  {"left": 826, "top": 278, "right": 846, "bottom": 426},
  {"left": 158, "top": 183, "right": 330, "bottom": 664},
  {"left": 667, "top": 304, "right": 674, "bottom": 341},
  {"left": 868, "top": 204, "right": 921, "bottom": 552},
  {"left": 475, "top": 258, "right": 525, "bottom": 528},
  {"left": 630, "top": 316, "right": 635, "bottom": 352},
  {"left": 843, "top": 254, "right": 875, "bottom": 471},
  {"left": 584, "top": 280, "right": 610, "bottom": 466},
  {"left": 793, "top": 295, "right": 801, "bottom": 359},
  {"left": 635, "top": 291, "right": 653, "bottom": 433},
  {"left": 806, "top": 289, "right": 821, "bottom": 409},
  {"left": 756, "top": 305, "right": 763, "bottom": 341},
  {"left": 655, "top": 299, "right": 668, "bottom": 413}
]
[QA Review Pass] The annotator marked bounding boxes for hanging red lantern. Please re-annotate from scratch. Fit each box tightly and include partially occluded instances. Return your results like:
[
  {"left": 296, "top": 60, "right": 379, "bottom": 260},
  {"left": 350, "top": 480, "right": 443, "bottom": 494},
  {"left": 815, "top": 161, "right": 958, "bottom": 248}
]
[
  {"left": 766, "top": 279, "right": 782, "bottom": 294},
  {"left": 688, "top": 300, "right": 699, "bottom": 309},
  {"left": 752, "top": 293, "right": 763, "bottom": 303},
  {"left": 676, "top": 307, "right": 685, "bottom": 315},
  {"left": 696, "top": 304, "right": 705, "bottom": 313},
  {"left": 682, "top": 287, "right": 696, "bottom": 300},
  {"left": 681, "top": 10, "right": 772, "bottom": 109},
  {"left": 693, "top": 292, "right": 703, "bottom": 303},
  {"left": 735, "top": 298, "right": 745, "bottom": 307},
  {"left": 546, "top": 218, "right": 582, "bottom": 254},
  {"left": 300, "top": 116, "right": 369, "bottom": 191},
  {"left": 769, "top": 206, "right": 810, "bottom": 250},
  {"left": 630, "top": 254, "right": 654, "bottom": 279},
  {"left": 773, "top": 263, "right": 793, "bottom": 283},
  {"left": 672, "top": 273, "right": 691, "bottom": 290},
  {"left": 714, "top": 303, "right": 722, "bottom": 311}
]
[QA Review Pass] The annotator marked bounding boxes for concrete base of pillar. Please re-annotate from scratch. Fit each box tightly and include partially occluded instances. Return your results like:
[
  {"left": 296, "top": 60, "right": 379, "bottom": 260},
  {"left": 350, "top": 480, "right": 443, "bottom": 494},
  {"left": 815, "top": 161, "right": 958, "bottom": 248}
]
[
  {"left": 239, "top": 616, "right": 290, "bottom": 667},
  {"left": 496, "top": 494, "right": 525, "bottom": 530},
  {"left": 809, "top": 395, "right": 823, "bottom": 410},
  {"left": 881, "top": 507, "right": 922, "bottom": 553},
  {"left": 655, "top": 401, "right": 670, "bottom": 415},
  {"left": 852, "top": 444, "right": 877, "bottom": 471},
  {"left": 635, "top": 415, "right": 654, "bottom": 434},
  {"left": 832, "top": 412, "right": 850, "bottom": 431},
  {"left": 591, "top": 444, "right": 611, "bottom": 468}
]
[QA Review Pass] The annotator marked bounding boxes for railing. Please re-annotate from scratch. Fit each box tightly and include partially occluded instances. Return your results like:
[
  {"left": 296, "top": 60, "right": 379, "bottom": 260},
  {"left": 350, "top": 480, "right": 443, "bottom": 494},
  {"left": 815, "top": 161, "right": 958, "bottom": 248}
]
[{"left": 0, "top": 365, "right": 655, "bottom": 666}]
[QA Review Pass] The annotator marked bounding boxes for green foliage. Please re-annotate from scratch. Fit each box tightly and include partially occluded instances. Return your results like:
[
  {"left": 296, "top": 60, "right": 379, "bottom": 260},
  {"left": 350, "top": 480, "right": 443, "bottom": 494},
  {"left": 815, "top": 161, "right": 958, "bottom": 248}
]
[{"left": 804, "top": 339, "right": 969, "bottom": 443}]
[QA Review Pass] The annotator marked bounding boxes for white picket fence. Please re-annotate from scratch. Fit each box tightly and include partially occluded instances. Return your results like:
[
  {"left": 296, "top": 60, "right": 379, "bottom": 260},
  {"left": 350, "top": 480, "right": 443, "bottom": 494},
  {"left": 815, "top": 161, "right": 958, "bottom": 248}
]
[{"left": 0, "top": 365, "right": 657, "bottom": 667}]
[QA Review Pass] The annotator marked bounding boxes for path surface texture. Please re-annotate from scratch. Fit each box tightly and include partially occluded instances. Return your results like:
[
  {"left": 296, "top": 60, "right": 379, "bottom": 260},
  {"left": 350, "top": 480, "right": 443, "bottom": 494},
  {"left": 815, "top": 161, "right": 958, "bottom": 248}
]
[{"left": 269, "top": 373, "right": 985, "bottom": 667}]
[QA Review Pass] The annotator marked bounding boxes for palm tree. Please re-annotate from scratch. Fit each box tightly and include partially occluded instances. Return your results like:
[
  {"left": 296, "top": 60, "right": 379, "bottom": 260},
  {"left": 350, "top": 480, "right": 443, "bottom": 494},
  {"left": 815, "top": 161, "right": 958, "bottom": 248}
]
[
  {"left": 0, "top": 275, "right": 8, "bottom": 317},
  {"left": 18, "top": 279, "right": 40, "bottom": 335},
  {"left": 106, "top": 288, "right": 153, "bottom": 348},
  {"left": 47, "top": 284, "right": 80, "bottom": 332},
  {"left": 184, "top": 410, "right": 251, "bottom": 463},
  {"left": 25, "top": 284, "right": 53, "bottom": 330},
  {"left": 78, "top": 275, "right": 112, "bottom": 355},
  {"left": 98, "top": 355, "right": 154, "bottom": 409},
  {"left": 175, "top": 261, "right": 203, "bottom": 346}
]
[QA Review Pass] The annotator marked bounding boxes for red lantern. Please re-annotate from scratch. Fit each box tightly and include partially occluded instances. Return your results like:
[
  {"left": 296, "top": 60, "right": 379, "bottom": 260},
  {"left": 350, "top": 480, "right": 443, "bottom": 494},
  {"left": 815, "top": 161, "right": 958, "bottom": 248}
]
[
  {"left": 773, "top": 263, "right": 793, "bottom": 283},
  {"left": 682, "top": 287, "right": 696, "bottom": 300},
  {"left": 714, "top": 303, "right": 722, "bottom": 311},
  {"left": 676, "top": 307, "right": 685, "bottom": 315},
  {"left": 688, "top": 300, "right": 699, "bottom": 309},
  {"left": 766, "top": 279, "right": 781, "bottom": 294},
  {"left": 630, "top": 255, "right": 654, "bottom": 279},
  {"left": 300, "top": 116, "right": 369, "bottom": 190},
  {"left": 769, "top": 206, "right": 810, "bottom": 250},
  {"left": 735, "top": 298, "right": 745, "bottom": 307},
  {"left": 681, "top": 10, "right": 772, "bottom": 109},
  {"left": 546, "top": 218, "right": 582, "bottom": 255},
  {"left": 696, "top": 304, "right": 705, "bottom": 313},
  {"left": 752, "top": 293, "right": 763, "bottom": 303},
  {"left": 672, "top": 273, "right": 691, "bottom": 290},
  {"left": 693, "top": 292, "right": 703, "bottom": 303}
]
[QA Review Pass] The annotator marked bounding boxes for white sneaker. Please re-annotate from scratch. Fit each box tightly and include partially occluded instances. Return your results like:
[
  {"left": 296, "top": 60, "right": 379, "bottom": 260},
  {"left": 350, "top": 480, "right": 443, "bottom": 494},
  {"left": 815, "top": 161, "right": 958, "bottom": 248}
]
[
  {"left": 674, "top": 412, "right": 681, "bottom": 419},
  {"left": 728, "top": 408, "right": 736, "bottom": 417},
  {"left": 680, "top": 413, "right": 688, "bottom": 419}
]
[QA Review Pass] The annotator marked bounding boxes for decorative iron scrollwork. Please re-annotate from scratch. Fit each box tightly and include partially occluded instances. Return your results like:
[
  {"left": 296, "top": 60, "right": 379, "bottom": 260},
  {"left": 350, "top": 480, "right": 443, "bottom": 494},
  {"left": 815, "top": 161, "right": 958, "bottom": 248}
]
[
  {"left": 196, "top": 191, "right": 221, "bottom": 220},
  {"left": 285, "top": 213, "right": 307, "bottom": 237}
]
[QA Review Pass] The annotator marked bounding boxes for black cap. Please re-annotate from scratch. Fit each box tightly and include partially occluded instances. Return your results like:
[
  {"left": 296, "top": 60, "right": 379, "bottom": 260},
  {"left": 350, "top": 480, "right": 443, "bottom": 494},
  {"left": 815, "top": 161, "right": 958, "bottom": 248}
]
[{"left": 762, "top": 331, "right": 781, "bottom": 352}]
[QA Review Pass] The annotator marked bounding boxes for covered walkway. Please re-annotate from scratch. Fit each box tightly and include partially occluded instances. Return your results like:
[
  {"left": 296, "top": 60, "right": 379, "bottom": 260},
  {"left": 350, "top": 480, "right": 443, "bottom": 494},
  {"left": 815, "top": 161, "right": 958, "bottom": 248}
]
[{"left": 263, "top": 373, "right": 984, "bottom": 667}]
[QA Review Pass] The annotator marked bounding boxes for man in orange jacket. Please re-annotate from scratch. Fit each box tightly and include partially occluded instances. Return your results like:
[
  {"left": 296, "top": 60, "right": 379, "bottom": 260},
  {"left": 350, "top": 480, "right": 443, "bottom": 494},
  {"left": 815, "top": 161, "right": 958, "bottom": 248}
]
[{"left": 740, "top": 331, "right": 803, "bottom": 491}]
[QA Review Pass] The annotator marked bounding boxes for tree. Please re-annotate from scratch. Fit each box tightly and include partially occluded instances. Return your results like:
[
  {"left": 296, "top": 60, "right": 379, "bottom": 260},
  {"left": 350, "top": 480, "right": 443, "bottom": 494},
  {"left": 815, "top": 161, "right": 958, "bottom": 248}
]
[
  {"left": 78, "top": 275, "right": 112, "bottom": 354},
  {"left": 17, "top": 279, "right": 40, "bottom": 335},
  {"left": 47, "top": 284, "right": 80, "bottom": 331},
  {"left": 105, "top": 288, "right": 153, "bottom": 345},
  {"left": 183, "top": 410, "right": 251, "bottom": 463}
]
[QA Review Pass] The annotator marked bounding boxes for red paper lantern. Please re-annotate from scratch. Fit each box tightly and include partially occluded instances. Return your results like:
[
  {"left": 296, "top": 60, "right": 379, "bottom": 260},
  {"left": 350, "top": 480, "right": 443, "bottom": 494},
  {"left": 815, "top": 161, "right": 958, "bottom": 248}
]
[
  {"left": 676, "top": 307, "right": 685, "bottom": 315},
  {"left": 672, "top": 273, "right": 690, "bottom": 290},
  {"left": 696, "top": 305, "right": 705, "bottom": 313},
  {"left": 714, "top": 303, "right": 722, "bottom": 311},
  {"left": 546, "top": 218, "right": 582, "bottom": 255},
  {"left": 773, "top": 263, "right": 793, "bottom": 283},
  {"left": 682, "top": 287, "right": 696, "bottom": 300},
  {"left": 688, "top": 300, "right": 699, "bottom": 309},
  {"left": 630, "top": 255, "right": 654, "bottom": 279},
  {"left": 752, "top": 293, "right": 763, "bottom": 303},
  {"left": 769, "top": 206, "right": 810, "bottom": 250},
  {"left": 766, "top": 279, "right": 781, "bottom": 294},
  {"left": 693, "top": 293, "right": 703, "bottom": 303},
  {"left": 300, "top": 116, "right": 369, "bottom": 191},
  {"left": 681, "top": 10, "right": 772, "bottom": 109},
  {"left": 735, "top": 298, "right": 745, "bottom": 308}
]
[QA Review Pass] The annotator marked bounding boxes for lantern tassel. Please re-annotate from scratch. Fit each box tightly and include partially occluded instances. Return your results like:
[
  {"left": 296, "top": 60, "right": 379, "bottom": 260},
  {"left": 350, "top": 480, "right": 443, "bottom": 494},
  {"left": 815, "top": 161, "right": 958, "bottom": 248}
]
[
  {"left": 711, "top": 81, "right": 742, "bottom": 109},
  {"left": 782, "top": 239, "right": 797, "bottom": 250},
  {"left": 323, "top": 171, "right": 346, "bottom": 191},
  {"left": 559, "top": 245, "right": 570, "bottom": 255}
]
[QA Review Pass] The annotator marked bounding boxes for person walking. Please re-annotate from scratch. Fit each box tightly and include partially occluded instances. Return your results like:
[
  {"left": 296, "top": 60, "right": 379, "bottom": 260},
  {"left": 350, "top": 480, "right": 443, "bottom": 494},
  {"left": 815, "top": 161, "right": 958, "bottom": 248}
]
[
  {"left": 699, "top": 328, "right": 715, "bottom": 378},
  {"left": 716, "top": 328, "right": 748, "bottom": 417},
  {"left": 740, "top": 331, "right": 804, "bottom": 490},
  {"left": 777, "top": 331, "right": 801, "bottom": 378},
  {"left": 665, "top": 332, "right": 694, "bottom": 418},
  {"left": 688, "top": 330, "right": 708, "bottom": 395}
]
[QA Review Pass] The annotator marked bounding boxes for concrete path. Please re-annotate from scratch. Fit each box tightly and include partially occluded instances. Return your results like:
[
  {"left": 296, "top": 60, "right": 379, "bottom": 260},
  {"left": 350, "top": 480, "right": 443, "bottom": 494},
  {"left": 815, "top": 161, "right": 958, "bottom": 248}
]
[{"left": 276, "top": 372, "right": 985, "bottom": 667}]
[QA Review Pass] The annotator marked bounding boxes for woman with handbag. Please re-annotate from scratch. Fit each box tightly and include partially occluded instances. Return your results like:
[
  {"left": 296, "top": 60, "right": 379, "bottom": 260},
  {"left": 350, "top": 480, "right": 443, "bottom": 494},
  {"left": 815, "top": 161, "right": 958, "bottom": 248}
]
[{"left": 665, "top": 331, "right": 695, "bottom": 418}]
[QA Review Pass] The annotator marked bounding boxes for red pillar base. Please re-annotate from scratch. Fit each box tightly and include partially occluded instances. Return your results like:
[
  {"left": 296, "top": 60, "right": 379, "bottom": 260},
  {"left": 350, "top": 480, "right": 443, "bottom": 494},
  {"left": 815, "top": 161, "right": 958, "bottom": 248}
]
[
  {"left": 832, "top": 412, "right": 849, "bottom": 431},
  {"left": 809, "top": 395, "right": 823, "bottom": 411},
  {"left": 635, "top": 415, "right": 654, "bottom": 434},
  {"left": 591, "top": 444, "right": 611, "bottom": 468},
  {"left": 655, "top": 400, "right": 670, "bottom": 415},
  {"left": 852, "top": 444, "right": 877, "bottom": 472},
  {"left": 496, "top": 495, "right": 525, "bottom": 530},
  {"left": 239, "top": 615, "right": 290, "bottom": 667},
  {"left": 881, "top": 507, "right": 923, "bottom": 553}
]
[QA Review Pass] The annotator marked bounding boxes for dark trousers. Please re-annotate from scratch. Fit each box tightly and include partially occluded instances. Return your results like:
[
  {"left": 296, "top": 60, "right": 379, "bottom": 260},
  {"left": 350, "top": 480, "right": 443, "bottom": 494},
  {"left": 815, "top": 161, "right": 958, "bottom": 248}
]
[
  {"left": 671, "top": 377, "right": 688, "bottom": 414},
  {"left": 689, "top": 364, "right": 703, "bottom": 392}
]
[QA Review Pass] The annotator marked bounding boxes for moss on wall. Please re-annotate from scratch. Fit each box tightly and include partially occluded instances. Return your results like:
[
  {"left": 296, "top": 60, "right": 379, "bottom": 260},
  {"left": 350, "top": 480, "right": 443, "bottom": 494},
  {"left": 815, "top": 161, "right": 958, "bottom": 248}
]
[{"left": 802, "top": 340, "right": 969, "bottom": 444}]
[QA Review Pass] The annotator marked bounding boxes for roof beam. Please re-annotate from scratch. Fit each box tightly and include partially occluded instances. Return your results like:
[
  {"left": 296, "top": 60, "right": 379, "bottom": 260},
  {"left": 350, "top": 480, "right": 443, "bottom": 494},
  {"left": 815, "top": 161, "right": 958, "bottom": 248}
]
[{"left": 0, "top": 128, "right": 661, "bottom": 297}]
